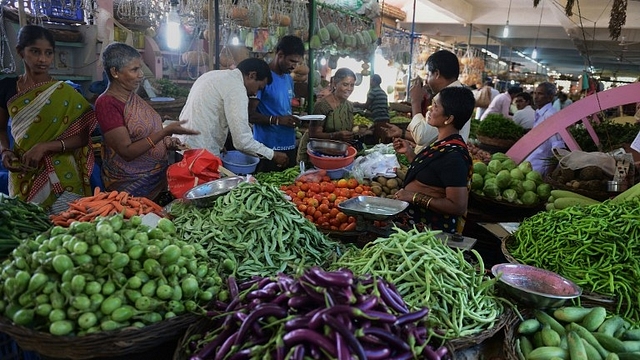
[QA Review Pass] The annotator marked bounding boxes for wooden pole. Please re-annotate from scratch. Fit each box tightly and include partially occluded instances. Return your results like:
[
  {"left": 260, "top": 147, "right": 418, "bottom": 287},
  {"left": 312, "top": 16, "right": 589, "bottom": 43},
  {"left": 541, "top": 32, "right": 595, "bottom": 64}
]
[{"left": 18, "top": 0, "right": 27, "bottom": 27}]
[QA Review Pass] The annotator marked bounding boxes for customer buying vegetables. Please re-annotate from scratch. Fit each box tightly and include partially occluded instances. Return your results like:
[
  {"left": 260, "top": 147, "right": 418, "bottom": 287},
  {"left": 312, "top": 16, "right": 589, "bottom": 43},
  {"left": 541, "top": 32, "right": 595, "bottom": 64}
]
[{"left": 392, "top": 86, "right": 474, "bottom": 234}]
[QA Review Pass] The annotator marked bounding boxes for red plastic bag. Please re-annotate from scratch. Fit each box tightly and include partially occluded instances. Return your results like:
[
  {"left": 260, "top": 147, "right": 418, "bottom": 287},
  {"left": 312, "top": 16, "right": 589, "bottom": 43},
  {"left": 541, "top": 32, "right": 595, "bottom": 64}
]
[{"left": 167, "top": 149, "right": 222, "bottom": 198}]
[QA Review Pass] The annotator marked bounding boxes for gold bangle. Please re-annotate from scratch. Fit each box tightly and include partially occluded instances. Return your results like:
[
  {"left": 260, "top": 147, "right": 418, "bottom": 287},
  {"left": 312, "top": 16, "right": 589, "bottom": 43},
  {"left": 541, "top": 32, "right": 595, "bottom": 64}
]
[
  {"left": 412, "top": 192, "right": 418, "bottom": 204},
  {"left": 146, "top": 137, "right": 156, "bottom": 148},
  {"left": 59, "top": 139, "right": 66, "bottom": 152},
  {"left": 426, "top": 197, "right": 433, "bottom": 209},
  {"left": 276, "top": 117, "right": 280, "bottom": 126},
  {"left": 269, "top": 116, "right": 274, "bottom": 125}
]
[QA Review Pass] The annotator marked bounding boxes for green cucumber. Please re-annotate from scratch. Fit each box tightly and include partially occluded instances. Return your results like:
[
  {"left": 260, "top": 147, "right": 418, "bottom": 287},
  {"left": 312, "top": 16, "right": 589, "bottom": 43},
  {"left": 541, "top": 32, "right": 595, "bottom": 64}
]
[
  {"left": 519, "top": 318, "right": 542, "bottom": 335},
  {"left": 553, "top": 307, "right": 593, "bottom": 323},
  {"left": 591, "top": 332, "right": 626, "bottom": 353},
  {"left": 526, "top": 347, "right": 569, "bottom": 360},
  {"left": 581, "top": 307, "right": 607, "bottom": 332},
  {"left": 567, "top": 331, "right": 588, "bottom": 360},
  {"left": 536, "top": 310, "right": 567, "bottom": 336},
  {"left": 598, "top": 316, "right": 626, "bottom": 337}
]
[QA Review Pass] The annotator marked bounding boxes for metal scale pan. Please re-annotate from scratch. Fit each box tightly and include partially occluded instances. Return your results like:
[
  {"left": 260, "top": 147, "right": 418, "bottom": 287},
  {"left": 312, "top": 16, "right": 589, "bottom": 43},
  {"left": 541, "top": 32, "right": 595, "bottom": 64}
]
[{"left": 337, "top": 196, "right": 409, "bottom": 235}]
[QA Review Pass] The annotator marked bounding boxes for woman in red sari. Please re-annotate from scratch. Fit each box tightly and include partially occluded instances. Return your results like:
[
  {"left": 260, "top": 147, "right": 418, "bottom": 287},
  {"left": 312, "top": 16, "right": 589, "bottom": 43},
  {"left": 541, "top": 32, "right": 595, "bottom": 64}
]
[
  {"left": 0, "top": 25, "right": 96, "bottom": 208},
  {"left": 94, "top": 42, "right": 199, "bottom": 200},
  {"left": 393, "top": 87, "right": 474, "bottom": 234}
]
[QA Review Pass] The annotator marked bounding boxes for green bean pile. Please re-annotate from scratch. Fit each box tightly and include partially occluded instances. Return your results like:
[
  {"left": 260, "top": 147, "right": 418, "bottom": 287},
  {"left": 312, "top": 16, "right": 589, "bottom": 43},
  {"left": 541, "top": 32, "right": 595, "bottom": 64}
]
[
  {"left": 253, "top": 167, "right": 300, "bottom": 186},
  {"left": 509, "top": 197, "right": 640, "bottom": 322},
  {"left": 332, "top": 227, "right": 505, "bottom": 341},
  {"left": 169, "top": 182, "right": 341, "bottom": 280}
]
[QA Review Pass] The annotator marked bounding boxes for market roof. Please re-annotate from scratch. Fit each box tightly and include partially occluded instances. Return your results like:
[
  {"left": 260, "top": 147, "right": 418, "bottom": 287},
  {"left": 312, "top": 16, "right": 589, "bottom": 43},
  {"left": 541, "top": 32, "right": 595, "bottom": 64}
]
[{"left": 387, "top": 0, "right": 640, "bottom": 80}]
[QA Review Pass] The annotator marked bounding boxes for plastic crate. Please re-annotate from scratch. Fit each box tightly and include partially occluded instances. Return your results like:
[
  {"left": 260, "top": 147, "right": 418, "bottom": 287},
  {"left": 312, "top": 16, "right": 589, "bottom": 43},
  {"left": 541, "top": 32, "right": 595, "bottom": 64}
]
[{"left": 31, "top": 0, "right": 84, "bottom": 21}]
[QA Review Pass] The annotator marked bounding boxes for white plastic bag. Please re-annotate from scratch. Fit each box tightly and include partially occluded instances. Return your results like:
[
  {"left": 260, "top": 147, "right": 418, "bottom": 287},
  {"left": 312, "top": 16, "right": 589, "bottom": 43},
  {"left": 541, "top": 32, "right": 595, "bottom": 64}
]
[{"left": 352, "top": 152, "right": 400, "bottom": 182}]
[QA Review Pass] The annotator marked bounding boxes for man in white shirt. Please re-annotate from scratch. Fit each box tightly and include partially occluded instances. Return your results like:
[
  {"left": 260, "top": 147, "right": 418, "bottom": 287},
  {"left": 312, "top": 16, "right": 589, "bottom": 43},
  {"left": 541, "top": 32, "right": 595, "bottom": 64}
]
[
  {"left": 178, "top": 58, "right": 288, "bottom": 167},
  {"left": 382, "top": 50, "right": 470, "bottom": 153},
  {"left": 480, "top": 86, "right": 522, "bottom": 121},
  {"left": 512, "top": 92, "right": 535, "bottom": 130},
  {"left": 525, "top": 82, "right": 564, "bottom": 176}
]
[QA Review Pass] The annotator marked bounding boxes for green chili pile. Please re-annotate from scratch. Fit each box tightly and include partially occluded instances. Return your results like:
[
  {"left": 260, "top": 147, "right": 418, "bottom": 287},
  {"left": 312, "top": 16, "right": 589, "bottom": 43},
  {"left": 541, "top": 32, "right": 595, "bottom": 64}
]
[
  {"left": 170, "top": 182, "right": 342, "bottom": 281},
  {"left": 253, "top": 167, "right": 300, "bottom": 186},
  {"left": 0, "top": 195, "right": 51, "bottom": 257},
  {"left": 509, "top": 197, "right": 640, "bottom": 322},
  {"left": 331, "top": 227, "right": 505, "bottom": 341}
]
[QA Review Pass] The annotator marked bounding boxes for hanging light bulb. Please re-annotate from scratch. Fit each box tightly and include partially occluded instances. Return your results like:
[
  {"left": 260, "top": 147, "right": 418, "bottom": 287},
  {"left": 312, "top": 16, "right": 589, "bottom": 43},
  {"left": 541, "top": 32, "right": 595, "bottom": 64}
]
[
  {"left": 166, "top": 4, "right": 181, "bottom": 50},
  {"left": 503, "top": 0, "right": 512, "bottom": 38},
  {"left": 532, "top": 47, "right": 538, "bottom": 59}
]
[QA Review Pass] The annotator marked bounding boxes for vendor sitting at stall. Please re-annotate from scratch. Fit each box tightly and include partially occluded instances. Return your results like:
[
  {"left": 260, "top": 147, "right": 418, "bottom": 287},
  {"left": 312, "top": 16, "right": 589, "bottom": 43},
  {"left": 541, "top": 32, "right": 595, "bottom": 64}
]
[
  {"left": 392, "top": 86, "right": 474, "bottom": 234},
  {"left": 297, "top": 68, "right": 371, "bottom": 164}
]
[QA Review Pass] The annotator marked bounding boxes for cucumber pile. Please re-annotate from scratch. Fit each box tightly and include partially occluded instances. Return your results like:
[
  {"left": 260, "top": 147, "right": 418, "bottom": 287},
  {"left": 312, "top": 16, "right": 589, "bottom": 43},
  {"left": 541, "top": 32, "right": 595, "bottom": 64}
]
[
  {"left": 0, "top": 214, "right": 223, "bottom": 336},
  {"left": 516, "top": 306, "right": 640, "bottom": 360}
]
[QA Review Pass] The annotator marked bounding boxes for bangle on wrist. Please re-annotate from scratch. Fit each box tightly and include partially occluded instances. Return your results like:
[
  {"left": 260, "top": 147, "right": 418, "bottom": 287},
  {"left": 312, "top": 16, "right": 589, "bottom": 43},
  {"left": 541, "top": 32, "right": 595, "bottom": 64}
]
[
  {"left": 426, "top": 197, "right": 433, "bottom": 209},
  {"left": 1, "top": 149, "right": 13, "bottom": 156},
  {"left": 269, "top": 116, "right": 274, "bottom": 125},
  {"left": 59, "top": 139, "right": 66, "bottom": 153},
  {"left": 146, "top": 137, "right": 156, "bottom": 148},
  {"left": 412, "top": 192, "right": 418, "bottom": 204},
  {"left": 276, "top": 116, "right": 280, "bottom": 126}
]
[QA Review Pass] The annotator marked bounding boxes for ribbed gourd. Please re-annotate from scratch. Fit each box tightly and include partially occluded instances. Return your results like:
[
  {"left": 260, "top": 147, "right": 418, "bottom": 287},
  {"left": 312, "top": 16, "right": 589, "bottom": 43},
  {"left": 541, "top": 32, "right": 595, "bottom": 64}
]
[{"left": 246, "top": 3, "right": 263, "bottom": 28}]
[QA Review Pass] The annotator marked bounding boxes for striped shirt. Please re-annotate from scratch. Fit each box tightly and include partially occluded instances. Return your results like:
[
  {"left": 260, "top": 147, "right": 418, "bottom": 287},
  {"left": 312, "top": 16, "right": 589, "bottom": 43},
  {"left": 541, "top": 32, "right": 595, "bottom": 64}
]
[{"left": 367, "top": 86, "right": 390, "bottom": 122}]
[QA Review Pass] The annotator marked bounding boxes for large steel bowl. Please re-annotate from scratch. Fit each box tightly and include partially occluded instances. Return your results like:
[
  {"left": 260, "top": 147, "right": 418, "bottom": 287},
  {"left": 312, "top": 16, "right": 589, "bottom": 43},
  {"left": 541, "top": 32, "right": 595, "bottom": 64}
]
[
  {"left": 308, "top": 139, "right": 349, "bottom": 156},
  {"left": 491, "top": 263, "right": 582, "bottom": 309},
  {"left": 183, "top": 176, "right": 246, "bottom": 207}
]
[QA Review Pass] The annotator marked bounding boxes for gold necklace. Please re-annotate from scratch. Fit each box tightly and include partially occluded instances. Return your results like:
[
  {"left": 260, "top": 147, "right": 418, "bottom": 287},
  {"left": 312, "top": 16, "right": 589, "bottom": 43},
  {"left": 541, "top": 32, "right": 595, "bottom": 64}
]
[{"left": 16, "top": 74, "right": 53, "bottom": 92}]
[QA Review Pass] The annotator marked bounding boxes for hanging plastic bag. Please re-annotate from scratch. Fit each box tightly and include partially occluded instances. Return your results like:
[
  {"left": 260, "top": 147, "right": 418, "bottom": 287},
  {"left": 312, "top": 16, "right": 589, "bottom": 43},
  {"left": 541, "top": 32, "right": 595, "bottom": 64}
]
[
  {"left": 167, "top": 149, "right": 222, "bottom": 198},
  {"left": 352, "top": 146, "right": 400, "bottom": 183}
]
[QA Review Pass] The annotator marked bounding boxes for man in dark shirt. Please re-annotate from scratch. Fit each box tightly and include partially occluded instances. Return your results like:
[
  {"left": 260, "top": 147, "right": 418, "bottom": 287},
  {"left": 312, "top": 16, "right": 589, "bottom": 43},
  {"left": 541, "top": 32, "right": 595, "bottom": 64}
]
[{"left": 359, "top": 74, "right": 390, "bottom": 143}]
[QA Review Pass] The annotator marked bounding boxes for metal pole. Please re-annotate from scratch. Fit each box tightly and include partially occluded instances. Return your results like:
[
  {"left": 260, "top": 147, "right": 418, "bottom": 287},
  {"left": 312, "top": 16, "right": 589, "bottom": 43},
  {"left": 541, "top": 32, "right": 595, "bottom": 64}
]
[
  {"left": 482, "top": 28, "right": 489, "bottom": 81},
  {"left": 307, "top": 0, "right": 317, "bottom": 113},
  {"left": 406, "top": 0, "right": 417, "bottom": 102},
  {"left": 18, "top": 1, "right": 26, "bottom": 27}
]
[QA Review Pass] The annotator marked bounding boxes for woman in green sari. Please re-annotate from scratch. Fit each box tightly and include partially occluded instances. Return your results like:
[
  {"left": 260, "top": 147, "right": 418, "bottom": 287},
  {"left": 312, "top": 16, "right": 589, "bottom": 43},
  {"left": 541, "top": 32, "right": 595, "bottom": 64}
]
[
  {"left": 0, "top": 25, "right": 97, "bottom": 208},
  {"left": 297, "top": 68, "right": 370, "bottom": 163}
]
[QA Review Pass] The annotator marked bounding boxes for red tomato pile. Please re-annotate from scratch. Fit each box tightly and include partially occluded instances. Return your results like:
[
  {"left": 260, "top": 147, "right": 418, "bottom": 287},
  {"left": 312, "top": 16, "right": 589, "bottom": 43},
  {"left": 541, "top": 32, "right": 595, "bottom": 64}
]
[{"left": 280, "top": 170, "right": 377, "bottom": 232}]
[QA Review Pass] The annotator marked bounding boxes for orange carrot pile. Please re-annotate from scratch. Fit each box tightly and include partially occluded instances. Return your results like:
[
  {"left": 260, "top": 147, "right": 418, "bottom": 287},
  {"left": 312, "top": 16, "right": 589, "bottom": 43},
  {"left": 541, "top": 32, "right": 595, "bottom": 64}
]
[{"left": 50, "top": 188, "right": 164, "bottom": 226}]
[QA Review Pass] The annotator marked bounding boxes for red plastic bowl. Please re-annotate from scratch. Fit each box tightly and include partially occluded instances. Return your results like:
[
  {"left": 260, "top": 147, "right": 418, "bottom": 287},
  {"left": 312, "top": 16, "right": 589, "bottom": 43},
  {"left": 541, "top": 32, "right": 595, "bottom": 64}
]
[{"left": 307, "top": 146, "right": 357, "bottom": 170}]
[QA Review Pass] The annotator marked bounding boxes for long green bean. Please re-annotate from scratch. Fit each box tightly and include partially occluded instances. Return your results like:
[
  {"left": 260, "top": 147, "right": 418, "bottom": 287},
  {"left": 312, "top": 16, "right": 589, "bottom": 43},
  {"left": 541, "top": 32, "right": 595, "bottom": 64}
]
[
  {"left": 509, "top": 197, "right": 640, "bottom": 323},
  {"left": 331, "top": 227, "right": 506, "bottom": 341}
]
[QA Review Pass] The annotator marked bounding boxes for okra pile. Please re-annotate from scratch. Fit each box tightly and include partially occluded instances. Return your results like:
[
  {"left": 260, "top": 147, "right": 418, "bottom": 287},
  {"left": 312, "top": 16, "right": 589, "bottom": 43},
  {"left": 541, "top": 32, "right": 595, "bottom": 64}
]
[
  {"left": 185, "top": 267, "right": 448, "bottom": 360},
  {"left": 0, "top": 214, "right": 223, "bottom": 336}
]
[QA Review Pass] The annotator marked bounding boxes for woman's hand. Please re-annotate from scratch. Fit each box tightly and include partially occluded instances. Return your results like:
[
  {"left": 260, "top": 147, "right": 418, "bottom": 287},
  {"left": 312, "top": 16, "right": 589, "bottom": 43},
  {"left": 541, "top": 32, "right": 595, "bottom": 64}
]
[
  {"left": 392, "top": 137, "right": 413, "bottom": 155},
  {"left": 1, "top": 150, "right": 22, "bottom": 172},
  {"left": 21, "top": 143, "right": 50, "bottom": 170},
  {"left": 165, "top": 120, "right": 201, "bottom": 136},
  {"left": 164, "top": 137, "right": 190, "bottom": 151},
  {"left": 393, "top": 188, "right": 414, "bottom": 202},
  {"left": 335, "top": 130, "right": 353, "bottom": 142}
]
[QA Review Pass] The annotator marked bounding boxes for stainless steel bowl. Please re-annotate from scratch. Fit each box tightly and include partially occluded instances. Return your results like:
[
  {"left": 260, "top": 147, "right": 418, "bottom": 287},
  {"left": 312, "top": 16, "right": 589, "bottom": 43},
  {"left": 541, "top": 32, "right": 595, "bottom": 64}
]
[
  {"left": 308, "top": 139, "right": 349, "bottom": 156},
  {"left": 607, "top": 180, "right": 627, "bottom": 192},
  {"left": 492, "top": 263, "right": 582, "bottom": 309},
  {"left": 183, "top": 176, "right": 246, "bottom": 207}
]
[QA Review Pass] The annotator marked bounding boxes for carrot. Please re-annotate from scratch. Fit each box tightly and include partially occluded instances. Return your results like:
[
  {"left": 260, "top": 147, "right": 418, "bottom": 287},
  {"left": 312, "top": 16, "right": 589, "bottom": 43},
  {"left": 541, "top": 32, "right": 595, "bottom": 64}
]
[
  {"left": 113, "top": 201, "right": 124, "bottom": 213},
  {"left": 94, "top": 187, "right": 101, "bottom": 196},
  {"left": 126, "top": 199, "right": 142, "bottom": 208},
  {"left": 107, "top": 191, "right": 119, "bottom": 199},
  {"left": 138, "top": 197, "right": 163, "bottom": 213},
  {"left": 119, "top": 193, "right": 129, "bottom": 205},
  {"left": 123, "top": 208, "right": 137, "bottom": 218},
  {"left": 69, "top": 202, "right": 88, "bottom": 212}
]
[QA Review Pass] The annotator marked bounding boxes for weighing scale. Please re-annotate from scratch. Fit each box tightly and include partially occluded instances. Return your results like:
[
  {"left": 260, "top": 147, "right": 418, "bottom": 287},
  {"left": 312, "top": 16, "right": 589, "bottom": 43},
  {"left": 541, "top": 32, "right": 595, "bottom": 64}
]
[{"left": 338, "top": 196, "right": 477, "bottom": 251}]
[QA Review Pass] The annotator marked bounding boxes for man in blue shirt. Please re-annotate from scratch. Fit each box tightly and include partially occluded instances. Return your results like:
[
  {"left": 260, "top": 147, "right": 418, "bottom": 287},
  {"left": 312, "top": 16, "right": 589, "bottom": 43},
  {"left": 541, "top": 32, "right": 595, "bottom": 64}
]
[{"left": 249, "top": 35, "right": 305, "bottom": 172}]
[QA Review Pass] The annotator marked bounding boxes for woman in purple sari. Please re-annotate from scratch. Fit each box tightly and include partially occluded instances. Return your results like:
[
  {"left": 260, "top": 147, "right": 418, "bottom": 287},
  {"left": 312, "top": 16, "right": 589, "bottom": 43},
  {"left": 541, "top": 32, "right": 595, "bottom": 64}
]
[
  {"left": 392, "top": 87, "right": 474, "bottom": 234},
  {"left": 95, "top": 43, "right": 199, "bottom": 200}
]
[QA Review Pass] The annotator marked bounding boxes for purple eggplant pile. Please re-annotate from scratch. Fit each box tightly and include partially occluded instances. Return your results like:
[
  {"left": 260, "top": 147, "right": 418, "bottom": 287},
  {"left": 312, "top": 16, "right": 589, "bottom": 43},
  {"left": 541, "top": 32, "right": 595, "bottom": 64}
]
[{"left": 186, "top": 267, "right": 448, "bottom": 360}]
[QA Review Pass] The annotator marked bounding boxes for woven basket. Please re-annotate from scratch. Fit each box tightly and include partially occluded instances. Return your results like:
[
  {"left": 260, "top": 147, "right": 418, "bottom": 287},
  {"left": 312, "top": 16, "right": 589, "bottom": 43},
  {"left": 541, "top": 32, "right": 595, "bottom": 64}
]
[
  {"left": 501, "top": 235, "right": 521, "bottom": 265},
  {"left": 544, "top": 174, "right": 612, "bottom": 202},
  {"left": 173, "top": 315, "right": 221, "bottom": 360},
  {"left": 445, "top": 307, "right": 513, "bottom": 355},
  {"left": 476, "top": 135, "right": 516, "bottom": 150},
  {"left": 0, "top": 314, "right": 199, "bottom": 360}
]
